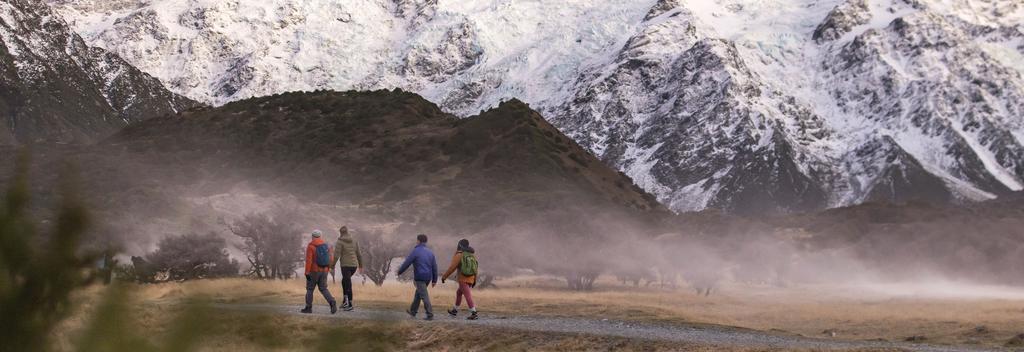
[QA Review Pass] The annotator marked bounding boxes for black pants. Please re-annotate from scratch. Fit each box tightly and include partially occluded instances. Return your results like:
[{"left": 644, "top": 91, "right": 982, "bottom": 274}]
[{"left": 340, "top": 266, "right": 357, "bottom": 305}]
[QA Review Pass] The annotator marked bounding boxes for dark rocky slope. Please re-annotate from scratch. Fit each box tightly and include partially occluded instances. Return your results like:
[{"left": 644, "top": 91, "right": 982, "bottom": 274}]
[
  {"left": 3, "top": 90, "right": 664, "bottom": 247},
  {"left": 0, "top": 0, "right": 197, "bottom": 144}
]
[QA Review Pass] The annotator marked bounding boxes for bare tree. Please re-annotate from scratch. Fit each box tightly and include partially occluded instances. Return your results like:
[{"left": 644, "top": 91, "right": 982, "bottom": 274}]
[
  {"left": 226, "top": 212, "right": 302, "bottom": 280},
  {"left": 357, "top": 230, "right": 403, "bottom": 286},
  {"left": 615, "top": 268, "right": 656, "bottom": 287},
  {"left": 544, "top": 239, "right": 604, "bottom": 291},
  {"left": 475, "top": 272, "right": 498, "bottom": 289}
]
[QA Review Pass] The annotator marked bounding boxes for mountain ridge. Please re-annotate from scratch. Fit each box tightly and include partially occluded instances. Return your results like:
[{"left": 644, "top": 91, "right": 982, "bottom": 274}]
[
  {"left": 105, "top": 89, "right": 665, "bottom": 230},
  {"left": 50, "top": 0, "right": 1024, "bottom": 213},
  {"left": 0, "top": 0, "right": 199, "bottom": 144}
]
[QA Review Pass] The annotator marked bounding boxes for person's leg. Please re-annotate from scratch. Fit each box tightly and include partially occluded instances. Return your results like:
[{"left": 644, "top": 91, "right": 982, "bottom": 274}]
[
  {"left": 461, "top": 282, "right": 475, "bottom": 310},
  {"left": 409, "top": 281, "right": 423, "bottom": 315},
  {"left": 305, "top": 275, "right": 316, "bottom": 306},
  {"left": 455, "top": 284, "right": 463, "bottom": 307},
  {"left": 304, "top": 274, "right": 315, "bottom": 311},
  {"left": 316, "top": 272, "right": 336, "bottom": 306},
  {"left": 448, "top": 284, "right": 462, "bottom": 316},
  {"left": 422, "top": 282, "right": 433, "bottom": 318},
  {"left": 341, "top": 267, "right": 356, "bottom": 306}
]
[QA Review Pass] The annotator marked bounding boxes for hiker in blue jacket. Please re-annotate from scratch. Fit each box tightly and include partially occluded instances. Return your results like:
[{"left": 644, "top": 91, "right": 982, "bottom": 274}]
[{"left": 397, "top": 233, "right": 438, "bottom": 320}]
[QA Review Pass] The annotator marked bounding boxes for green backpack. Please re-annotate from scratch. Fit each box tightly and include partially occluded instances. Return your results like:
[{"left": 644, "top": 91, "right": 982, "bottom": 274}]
[{"left": 459, "top": 252, "right": 478, "bottom": 277}]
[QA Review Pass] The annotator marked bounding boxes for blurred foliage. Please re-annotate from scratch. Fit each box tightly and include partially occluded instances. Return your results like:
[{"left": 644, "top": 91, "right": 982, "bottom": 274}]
[
  {"left": 0, "top": 153, "right": 213, "bottom": 352},
  {"left": 0, "top": 152, "right": 405, "bottom": 351},
  {"left": 0, "top": 152, "right": 95, "bottom": 351},
  {"left": 76, "top": 286, "right": 152, "bottom": 351},
  {"left": 316, "top": 324, "right": 402, "bottom": 352},
  {"left": 77, "top": 285, "right": 213, "bottom": 352}
]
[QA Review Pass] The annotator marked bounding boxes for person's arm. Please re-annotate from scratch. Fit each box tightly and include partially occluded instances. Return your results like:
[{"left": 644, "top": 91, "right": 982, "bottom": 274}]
[
  {"left": 442, "top": 252, "right": 460, "bottom": 283},
  {"left": 332, "top": 242, "right": 342, "bottom": 269},
  {"left": 304, "top": 244, "right": 313, "bottom": 276},
  {"left": 355, "top": 242, "right": 364, "bottom": 269},
  {"left": 430, "top": 253, "right": 438, "bottom": 285},
  {"left": 396, "top": 250, "right": 413, "bottom": 276}
]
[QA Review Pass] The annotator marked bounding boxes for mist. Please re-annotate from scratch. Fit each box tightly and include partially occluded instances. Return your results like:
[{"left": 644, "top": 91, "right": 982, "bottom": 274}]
[
  {"left": 89, "top": 177, "right": 1024, "bottom": 301},
  {"left": 3, "top": 91, "right": 1022, "bottom": 301}
]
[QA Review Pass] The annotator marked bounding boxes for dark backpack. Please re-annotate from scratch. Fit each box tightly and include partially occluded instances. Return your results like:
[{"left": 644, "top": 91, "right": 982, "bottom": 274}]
[
  {"left": 315, "top": 243, "right": 331, "bottom": 267},
  {"left": 459, "top": 252, "right": 478, "bottom": 276}
]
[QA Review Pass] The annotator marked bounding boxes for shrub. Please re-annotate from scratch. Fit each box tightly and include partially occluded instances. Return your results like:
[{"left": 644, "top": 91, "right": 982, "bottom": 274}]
[
  {"left": 0, "top": 153, "right": 97, "bottom": 351},
  {"left": 146, "top": 233, "right": 239, "bottom": 281}
]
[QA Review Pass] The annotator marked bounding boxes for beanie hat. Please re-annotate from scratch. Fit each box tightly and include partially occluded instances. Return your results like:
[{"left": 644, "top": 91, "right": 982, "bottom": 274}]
[{"left": 312, "top": 230, "right": 323, "bottom": 238}]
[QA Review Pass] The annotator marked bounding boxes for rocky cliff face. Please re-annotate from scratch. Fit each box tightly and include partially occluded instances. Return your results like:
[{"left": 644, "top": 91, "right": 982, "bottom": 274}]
[
  {"left": 819, "top": 5, "right": 1024, "bottom": 199},
  {"left": 549, "top": 8, "right": 835, "bottom": 213},
  {"left": 51, "top": 0, "right": 1024, "bottom": 213},
  {"left": 0, "top": 0, "right": 197, "bottom": 144}
]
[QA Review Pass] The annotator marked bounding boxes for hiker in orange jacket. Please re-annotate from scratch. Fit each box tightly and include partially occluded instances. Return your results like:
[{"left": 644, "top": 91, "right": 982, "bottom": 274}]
[
  {"left": 302, "top": 230, "right": 337, "bottom": 314},
  {"left": 442, "top": 239, "right": 478, "bottom": 320}
]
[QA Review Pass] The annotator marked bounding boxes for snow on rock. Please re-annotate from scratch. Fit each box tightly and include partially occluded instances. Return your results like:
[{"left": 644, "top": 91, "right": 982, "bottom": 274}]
[
  {"left": 49, "top": 0, "right": 1024, "bottom": 213},
  {"left": 0, "top": 0, "right": 197, "bottom": 143}
]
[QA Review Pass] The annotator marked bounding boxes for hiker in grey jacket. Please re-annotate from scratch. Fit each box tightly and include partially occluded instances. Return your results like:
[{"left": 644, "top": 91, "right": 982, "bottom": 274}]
[{"left": 332, "top": 226, "right": 363, "bottom": 311}]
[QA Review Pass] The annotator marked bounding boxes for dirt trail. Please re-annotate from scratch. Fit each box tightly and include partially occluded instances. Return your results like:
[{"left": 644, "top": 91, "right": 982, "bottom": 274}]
[{"left": 216, "top": 303, "right": 999, "bottom": 351}]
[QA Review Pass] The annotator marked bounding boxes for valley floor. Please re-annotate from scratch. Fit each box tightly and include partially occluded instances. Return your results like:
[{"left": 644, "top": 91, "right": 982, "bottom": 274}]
[{"left": 55, "top": 278, "right": 1024, "bottom": 351}]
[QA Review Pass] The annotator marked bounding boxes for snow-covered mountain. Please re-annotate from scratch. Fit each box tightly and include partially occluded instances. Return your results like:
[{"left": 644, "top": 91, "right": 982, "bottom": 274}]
[
  {"left": 0, "top": 0, "right": 197, "bottom": 144},
  {"left": 50, "top": 0, "right": 1024, "bottom": 213}
]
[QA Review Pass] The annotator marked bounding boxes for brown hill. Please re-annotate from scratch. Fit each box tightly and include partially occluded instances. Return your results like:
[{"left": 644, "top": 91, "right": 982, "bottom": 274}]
[
  {"left": 3, "top": 90, "right": 664, "bottom": 249},
  {"left": 1, "top": 90, "right": 1020, "bottom": 286}
]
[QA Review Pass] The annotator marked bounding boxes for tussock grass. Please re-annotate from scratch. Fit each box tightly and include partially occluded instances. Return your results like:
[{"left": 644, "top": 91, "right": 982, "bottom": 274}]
[{"left": 62, "top": 277, "right": 1024, "bottom": 349}]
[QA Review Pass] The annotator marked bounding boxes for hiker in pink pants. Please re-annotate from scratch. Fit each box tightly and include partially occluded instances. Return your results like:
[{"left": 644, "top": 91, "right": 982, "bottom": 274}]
[{"left": 442, "top": 239, "right": 479, "bottom": 320}]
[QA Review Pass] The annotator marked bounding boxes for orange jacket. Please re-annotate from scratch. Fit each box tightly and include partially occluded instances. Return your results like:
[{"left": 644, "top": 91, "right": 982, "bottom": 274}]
[
  {"left": 442, "top": 251, "right": 476, "bottom": 285},
  {"left": 304, "top": 238, "right": 333, "bottom": 275}
]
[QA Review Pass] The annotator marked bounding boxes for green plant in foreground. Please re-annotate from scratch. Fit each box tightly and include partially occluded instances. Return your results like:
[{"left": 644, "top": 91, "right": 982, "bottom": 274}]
[
  {"left": 76, "top": 284, "right": 212, "bottom": 352},
  {"left": 0, "top": 153, "right": 413, "bottom": 352},
  {"left": 0, "top": 153, "right": 213, "bottom": 352},
  {"left": 0, "top": 153, "right": 95, "bottom": 352}
]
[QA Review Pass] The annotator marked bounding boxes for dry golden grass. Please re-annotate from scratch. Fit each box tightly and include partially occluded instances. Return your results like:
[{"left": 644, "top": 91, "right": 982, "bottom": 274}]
[{"left": 54, "top": 277, "right": 1024, "bottom": 351}]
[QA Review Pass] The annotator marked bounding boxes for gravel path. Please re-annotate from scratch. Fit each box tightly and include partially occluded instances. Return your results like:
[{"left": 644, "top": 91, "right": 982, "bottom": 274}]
[{"left": 217, "top": 303, "right": 999, "bottom": 351}]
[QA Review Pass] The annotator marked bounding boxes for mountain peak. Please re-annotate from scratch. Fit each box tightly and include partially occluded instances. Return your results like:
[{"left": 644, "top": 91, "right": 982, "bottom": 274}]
[
  {"left": 0, "top": 0, "right": 198, "bottom": 144},
  {"left": 51, "top": 0, "right": 1024, "bottom": 213}
]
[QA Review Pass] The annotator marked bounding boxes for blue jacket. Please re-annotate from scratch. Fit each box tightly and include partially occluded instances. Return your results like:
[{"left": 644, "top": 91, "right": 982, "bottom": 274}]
[{"left": 397, "top": 243, "right": 438, "bottom": 283}]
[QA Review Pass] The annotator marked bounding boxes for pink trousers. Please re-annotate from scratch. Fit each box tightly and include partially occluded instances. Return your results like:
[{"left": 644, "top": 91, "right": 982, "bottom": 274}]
[{"left": 456, "top": 281, "right": 475, "bottom": 308}]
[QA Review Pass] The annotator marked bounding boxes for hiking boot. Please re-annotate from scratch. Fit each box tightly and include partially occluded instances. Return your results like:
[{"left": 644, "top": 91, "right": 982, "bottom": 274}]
[
  {"left": 447, "top": 308, "right": 458, "bottom": 317},
  {"left": 343, "top": 303, "right": 354, "bottom": 312},
  {"left": 424, "top": 315, "right": 434, "bottom": 321},
  {"left": 406, "top": 309, "right": 416, "bottom": 318},
  {"left": 329, "top": 301, "right": 338, "bottom": 314},
  {"left": 300, "top": 306, "right": 313, "bottom": 314},
  {"left": 467, "top": 311, "right": 478, "bottom": 320}
]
